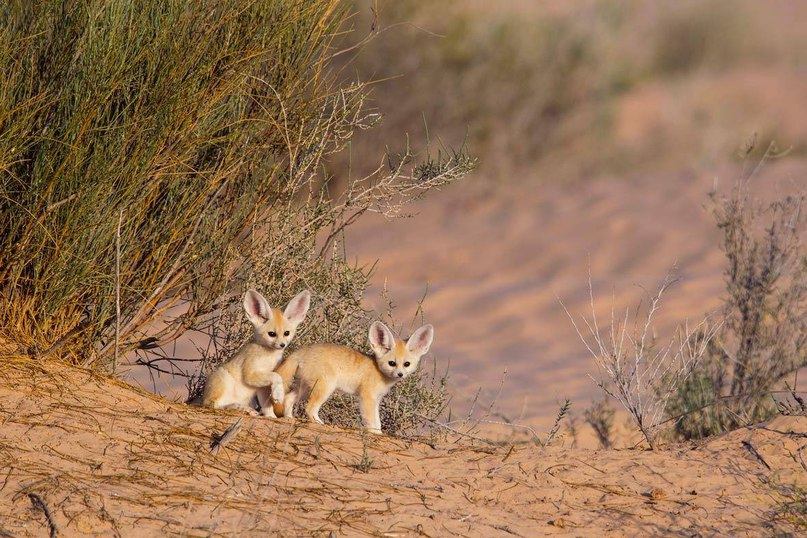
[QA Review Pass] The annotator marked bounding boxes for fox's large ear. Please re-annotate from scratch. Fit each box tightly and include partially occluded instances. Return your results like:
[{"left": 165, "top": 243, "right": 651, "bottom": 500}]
[
  {"left": 407, "top": 324, "right": 434, "bottom": 356},
  {"left": 244, "top": 289, "right": 272, "bottom": 327},
  {"left": 369, "top": 321, "right": 395, "bottom": 356},
  {"left": 284, "top": 290, "right": 311, "bottom": 325}
]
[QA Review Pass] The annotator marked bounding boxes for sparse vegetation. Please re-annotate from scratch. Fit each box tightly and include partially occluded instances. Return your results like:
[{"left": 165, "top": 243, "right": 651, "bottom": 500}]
[
  {"left": 564, "top": 274, "right": 720, "bottom": 449},
  {"left": 667, "top": 149, "right": 806, "bottom": 440},
  {"left": 584, "top": 396, "right": 615, "bottom": 450},
  {"left": 768, "top": 480, "right": 807, "bottom": 535},
  {"left": 569, "top": 145, "right": 805, "bottom": 445},
  {"left": 336, "top": 0, "right": 806, "bottom": 182}
]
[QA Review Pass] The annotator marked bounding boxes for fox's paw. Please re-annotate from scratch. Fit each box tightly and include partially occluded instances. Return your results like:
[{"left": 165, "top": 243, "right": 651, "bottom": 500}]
[
  {"left": 271, "top": 383, "right": 285, "bottom": 403},
  {"left": 261, "top": 407, "right": 277, "bottom": 418}
]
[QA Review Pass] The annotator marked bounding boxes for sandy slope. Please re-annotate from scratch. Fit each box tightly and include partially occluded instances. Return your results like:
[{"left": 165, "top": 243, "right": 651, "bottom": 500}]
[
  {"left": 1, "top": 357, "right": 803, "bottom": 536},
  {"left": 344, "top": 158, "right": 807, "bottom": 434}
]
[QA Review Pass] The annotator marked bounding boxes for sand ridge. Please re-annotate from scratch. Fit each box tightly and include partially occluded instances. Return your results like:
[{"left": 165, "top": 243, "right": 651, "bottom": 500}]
[{"left": 1, "top": 356, "right": 803, "bottom": 536}]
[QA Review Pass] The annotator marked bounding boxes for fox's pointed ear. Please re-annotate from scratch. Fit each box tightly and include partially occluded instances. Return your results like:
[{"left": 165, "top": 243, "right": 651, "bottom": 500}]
[
  {"left": 244, "top": 289, "right": 272, "bottom": 327},
  {"left": 407, "top": 324, "right": 434, "bottom": 356},
  {"left": 369, "top": 321, "right": 395, "bottom": 356},
  {"left": 284, "top": 290, "right": 311, "bottom": 325}
]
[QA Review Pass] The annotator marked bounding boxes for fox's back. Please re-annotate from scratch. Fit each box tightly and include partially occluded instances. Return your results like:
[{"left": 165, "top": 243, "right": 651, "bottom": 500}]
[{"left": 291, "top": 343, "right": 378, "bottom": 393}]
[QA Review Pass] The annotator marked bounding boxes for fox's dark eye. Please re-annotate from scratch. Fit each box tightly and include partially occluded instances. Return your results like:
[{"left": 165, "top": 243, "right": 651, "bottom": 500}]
[
  {"left": 388, "top": 361, "right": 396, "bottom": 367},
  {"left": 404, "top": 362, "right": 411, "bottom": 367},
  {"left": 283, "top": 331, "right": 290, "bottom": 336},
  {"left": 268, "top": 331, "right": 277, "bottom": 337}
]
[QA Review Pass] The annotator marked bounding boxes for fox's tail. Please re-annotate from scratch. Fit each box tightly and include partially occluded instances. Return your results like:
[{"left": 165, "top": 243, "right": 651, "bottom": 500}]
[
  {"left": 274, "top": 355, "right": 300, "bottom": 417},
  {"left": 275, "top": 356, "right": 299, "bottom": 391}
]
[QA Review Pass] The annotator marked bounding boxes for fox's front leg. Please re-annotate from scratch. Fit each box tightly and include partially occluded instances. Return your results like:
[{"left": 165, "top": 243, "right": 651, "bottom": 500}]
[
  {"left": 359, "top": 389, "right": 382, "bottom": 434},
  {"left": 254, "top": 372, "right": 285, "bottom": 418}
]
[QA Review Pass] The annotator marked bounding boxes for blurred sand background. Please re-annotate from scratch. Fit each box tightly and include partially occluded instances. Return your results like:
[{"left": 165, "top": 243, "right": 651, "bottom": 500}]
[{"left": 334, "top": 0, "right": 807, "bottom": 432}]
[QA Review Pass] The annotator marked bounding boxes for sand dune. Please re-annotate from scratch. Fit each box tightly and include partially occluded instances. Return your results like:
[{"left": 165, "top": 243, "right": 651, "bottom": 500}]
[{"left": 1, "top": 357, "right": 803, "bottom": 536}]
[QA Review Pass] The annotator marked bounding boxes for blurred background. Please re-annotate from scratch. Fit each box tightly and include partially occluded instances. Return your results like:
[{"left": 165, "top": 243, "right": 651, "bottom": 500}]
[{"left": 332, "top": 0, "right": 807, "bottom": 433}]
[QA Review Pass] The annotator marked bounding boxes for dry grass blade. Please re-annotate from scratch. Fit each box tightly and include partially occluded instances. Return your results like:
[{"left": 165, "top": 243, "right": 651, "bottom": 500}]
[
  {"left": 210, "top": 418, "right": 243, "bottom": 456},
  {"left": 26, "top": 492, "right": 59, "bottom": 538}
]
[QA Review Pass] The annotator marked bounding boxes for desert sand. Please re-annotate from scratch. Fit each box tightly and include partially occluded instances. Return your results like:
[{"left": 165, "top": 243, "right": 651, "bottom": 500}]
[{"left": 1, "top": 356, "right": 804, "bottom": 536}]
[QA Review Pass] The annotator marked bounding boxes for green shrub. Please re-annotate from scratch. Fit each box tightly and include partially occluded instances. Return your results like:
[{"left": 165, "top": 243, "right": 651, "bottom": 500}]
[
  {"left": 0, "top": 0, "right": 355, "bottom": 365},
  {"left": 0, "top": 0, "right": 472, "bottom": 375}
]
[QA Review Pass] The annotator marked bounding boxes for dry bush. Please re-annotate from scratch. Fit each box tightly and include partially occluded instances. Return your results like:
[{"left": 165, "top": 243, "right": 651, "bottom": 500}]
[
  {"left": 668, "top": 153, "right": 806, "bottom": 439},
  {"left": 564, "top": 274, "right": 720, "bottom": 450}
]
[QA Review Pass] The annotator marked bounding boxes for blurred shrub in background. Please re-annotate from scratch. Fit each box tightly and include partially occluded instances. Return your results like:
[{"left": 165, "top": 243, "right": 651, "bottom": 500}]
[
  {"left": 336, "top": 0, "right": 807, "bottom": 183},
  {"left": 667, "top": 157, "right": 806, "bottom": 439}
]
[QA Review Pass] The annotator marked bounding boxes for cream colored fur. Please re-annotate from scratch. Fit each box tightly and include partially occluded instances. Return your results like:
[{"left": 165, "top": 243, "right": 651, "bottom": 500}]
[
  {"left": 276, "top": 321, "right": 434, "bottom": 434},
  {"left": 201, "top": 289, "right": 310, "bottom": 417}
]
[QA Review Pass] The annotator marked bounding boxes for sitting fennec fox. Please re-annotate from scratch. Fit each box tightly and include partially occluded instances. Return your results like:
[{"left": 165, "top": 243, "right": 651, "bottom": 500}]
[
  {"left": 275, "top": 321, "right": 434, "bottom": 434},
  {"left": 201, "top": 289, "right": 310, "bottom": 417}
]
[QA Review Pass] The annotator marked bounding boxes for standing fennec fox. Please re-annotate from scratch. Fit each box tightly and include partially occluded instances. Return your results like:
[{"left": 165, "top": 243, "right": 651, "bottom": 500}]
[
  {"left": 276, "top": 321, "right": 434, "bottom": 434},
  {"left": 200, "top": 289, "right": 310, "bottom": 417}
]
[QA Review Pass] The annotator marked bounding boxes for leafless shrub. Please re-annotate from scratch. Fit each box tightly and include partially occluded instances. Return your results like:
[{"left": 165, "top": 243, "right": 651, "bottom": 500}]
[{"left": 564, "top": 274, "right": 720, "bottom": 450}]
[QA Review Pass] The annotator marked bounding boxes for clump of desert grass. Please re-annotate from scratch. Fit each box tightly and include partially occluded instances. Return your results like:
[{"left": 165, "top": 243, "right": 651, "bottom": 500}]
[{"left": 0, "top": 0, "right": 473, "bottom": 377}]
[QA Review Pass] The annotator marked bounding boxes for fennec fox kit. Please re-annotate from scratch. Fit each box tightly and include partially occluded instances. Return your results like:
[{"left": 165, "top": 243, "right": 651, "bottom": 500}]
[
  {"left": 201, "top": 289, "right": 310, "bottom": 417},
  {"left": 277, "top": 321, "right": 434, "bottom": 434}
]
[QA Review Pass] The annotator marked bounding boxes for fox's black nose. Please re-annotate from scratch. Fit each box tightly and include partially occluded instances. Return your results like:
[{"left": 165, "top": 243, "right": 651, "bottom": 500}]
[
  {"left": 280, "top": 343, "right": 286, "bottom": 348},
  {"left": 397, "top": 372, "right": 404, "bottom": 377}
]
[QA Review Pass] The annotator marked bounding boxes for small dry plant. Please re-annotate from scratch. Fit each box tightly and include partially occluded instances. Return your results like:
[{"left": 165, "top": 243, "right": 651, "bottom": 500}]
[
  {"left": 584, "top": 396, "right": 615, "bottom": 449},
  {"left": 564, "top": 274, "right": 720, "bottom": 449},
  {"left": 769, "top": 482, "right": 807, "bottom": 533}
]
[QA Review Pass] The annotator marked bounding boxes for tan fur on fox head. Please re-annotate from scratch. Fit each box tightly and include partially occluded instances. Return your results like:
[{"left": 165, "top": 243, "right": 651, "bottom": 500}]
[
  {"left": 369, "top": 321, "right": 433, "bottom": 380},
  {"left": 243, "top": 289, "right": 308, "bottom": 351}
]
